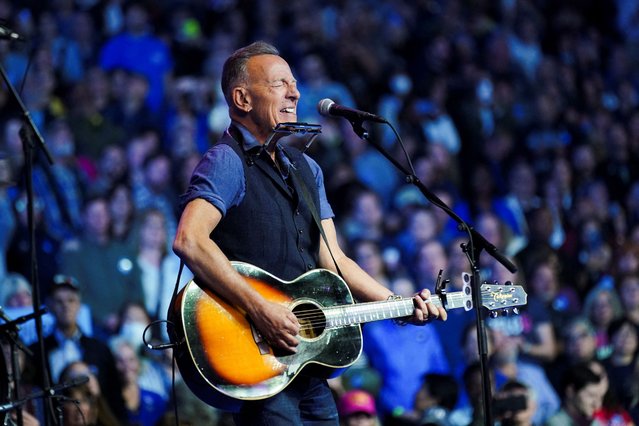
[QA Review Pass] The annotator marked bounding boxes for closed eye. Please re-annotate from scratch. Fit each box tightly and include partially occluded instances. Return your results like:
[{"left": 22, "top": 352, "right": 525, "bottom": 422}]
[{"left": 271, "top": 79, "right": 297, "bottom": 88}]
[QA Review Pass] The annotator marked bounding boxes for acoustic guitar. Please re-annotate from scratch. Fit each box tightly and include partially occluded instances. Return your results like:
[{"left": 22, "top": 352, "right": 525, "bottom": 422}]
[{"left": 169, "top": 261, "right": 527, "bottom": 411}]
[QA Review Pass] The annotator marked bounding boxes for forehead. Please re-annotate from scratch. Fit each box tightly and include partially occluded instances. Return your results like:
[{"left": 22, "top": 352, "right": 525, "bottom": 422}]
[
  {"left": 246, "top": 54, "right": 294, "bottom": 82},
  {"left": 52, "top": 287, "right": 80, "bottom": 300}
]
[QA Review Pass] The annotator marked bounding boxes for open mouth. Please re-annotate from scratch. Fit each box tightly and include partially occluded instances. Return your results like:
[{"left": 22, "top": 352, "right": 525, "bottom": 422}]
[{"left": 281, "top": 107, "right": 296, "bottom": 114}]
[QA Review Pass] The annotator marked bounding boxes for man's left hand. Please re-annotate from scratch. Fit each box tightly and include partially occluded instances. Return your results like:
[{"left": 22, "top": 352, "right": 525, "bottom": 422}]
[{"left": 408, "top": 289, "right": 447, "bottom": 325}]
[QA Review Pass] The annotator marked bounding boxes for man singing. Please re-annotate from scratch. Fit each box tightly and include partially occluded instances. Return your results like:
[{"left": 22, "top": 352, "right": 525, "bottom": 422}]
[{"left": 172, "top": 41, "right": 447, "bottom": 425}]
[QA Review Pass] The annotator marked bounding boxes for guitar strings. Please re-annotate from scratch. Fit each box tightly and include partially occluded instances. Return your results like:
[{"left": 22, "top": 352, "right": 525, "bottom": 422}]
[
  {"left": 291, "top": 293, "right": 465, "bottom": 321},
  {"left": 290, "top": 293, "right": 471, "bottom": 330},
  {"left": 261, "top": 289, "right": 515, "bottom": 332}
]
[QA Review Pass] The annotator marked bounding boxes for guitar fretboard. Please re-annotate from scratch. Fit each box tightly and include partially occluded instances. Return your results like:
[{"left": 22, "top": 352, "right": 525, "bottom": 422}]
[{"left": 324, "top": 291, "right": 471, "bottom": 328}]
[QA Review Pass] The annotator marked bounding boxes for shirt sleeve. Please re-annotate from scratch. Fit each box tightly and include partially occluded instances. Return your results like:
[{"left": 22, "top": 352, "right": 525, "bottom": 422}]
[
  {"left": 302, "top": 153, "right": 334, "bottom": 220},
  {"left": 180, "top": 144, "right": 245, "bottom": 216}
]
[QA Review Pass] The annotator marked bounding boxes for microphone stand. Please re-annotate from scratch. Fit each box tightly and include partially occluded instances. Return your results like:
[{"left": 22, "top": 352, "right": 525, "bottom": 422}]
[
  {"left": 0, "top": 57, "right": 56, "bottom": 426},
  {"left": 347, "top": 119, "right": 517, "bottom": 426},
  {"left": 0, "top": 375, "right": 89, "bottom": 412}
]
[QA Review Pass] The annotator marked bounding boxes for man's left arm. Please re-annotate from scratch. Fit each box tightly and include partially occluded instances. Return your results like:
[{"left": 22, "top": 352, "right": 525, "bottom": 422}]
[{"left": 317, "top": 218, "right": 446, "bottom": 324}]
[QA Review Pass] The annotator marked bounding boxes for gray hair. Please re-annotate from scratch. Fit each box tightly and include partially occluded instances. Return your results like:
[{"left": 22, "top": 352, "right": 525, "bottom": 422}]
[
  {"left": 0, "top": 273, "right": 32, "bottom": 306},
  {"left": 221, "top": 41, "right": 280, "bottom": 106}
]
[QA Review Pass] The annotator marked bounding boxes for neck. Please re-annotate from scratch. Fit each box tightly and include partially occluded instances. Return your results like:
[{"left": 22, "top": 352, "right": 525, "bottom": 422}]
[
  {"left": 122, "top": 382, "right": 140, "bottom": 410},
  {"left": 59, "top": 323, "right": 78, "bottom": 338},
  {"left": 231, "top": 116, "right": 269, "bottom": 146},
  {"left": 564, "top": 404, "right": 591, "bottom": 426}
]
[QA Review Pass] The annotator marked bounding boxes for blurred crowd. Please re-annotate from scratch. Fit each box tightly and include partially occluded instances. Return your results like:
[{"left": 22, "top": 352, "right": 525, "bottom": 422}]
[{"left": 2, "top": 0, "right": 639, "bottom": 425}]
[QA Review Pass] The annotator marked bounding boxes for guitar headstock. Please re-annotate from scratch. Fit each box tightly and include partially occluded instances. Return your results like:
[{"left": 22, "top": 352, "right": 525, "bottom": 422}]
[{"left": 480, "top": 281, "right": 528, "bottom": 313}]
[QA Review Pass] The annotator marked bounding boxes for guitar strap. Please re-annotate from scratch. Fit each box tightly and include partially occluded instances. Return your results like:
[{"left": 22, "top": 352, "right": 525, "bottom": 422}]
[{"left": 286, "top": 155, "right": 344, "bottom": 279}]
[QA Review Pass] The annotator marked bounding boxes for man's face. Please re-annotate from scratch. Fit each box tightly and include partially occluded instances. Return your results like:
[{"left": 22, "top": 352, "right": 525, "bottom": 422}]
[
  {"left": 243, "top": 54, "right": 299, "bottom": 140},
  {"left": 51, "top": 288, "right": 81, "bottom": 329}
]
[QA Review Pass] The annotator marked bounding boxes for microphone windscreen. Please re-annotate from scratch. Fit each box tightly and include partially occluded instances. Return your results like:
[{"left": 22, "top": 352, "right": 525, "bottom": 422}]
[{"left": 317, "top": 98, "right": 335, "bottom": 116}]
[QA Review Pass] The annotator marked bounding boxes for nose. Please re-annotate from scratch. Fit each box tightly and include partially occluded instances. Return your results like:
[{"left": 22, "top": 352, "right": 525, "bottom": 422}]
[{"left": 287, "top": 83, "right": 300, "bottom": 100}]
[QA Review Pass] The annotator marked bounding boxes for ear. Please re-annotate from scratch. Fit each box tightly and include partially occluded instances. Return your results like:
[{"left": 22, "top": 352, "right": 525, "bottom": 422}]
[{"left": 232, "top": 87, "right": 252, "bottom": 112}]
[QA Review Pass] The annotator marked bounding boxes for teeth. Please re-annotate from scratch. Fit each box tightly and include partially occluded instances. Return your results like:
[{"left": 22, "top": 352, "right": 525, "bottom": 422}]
[{"left": 282, "top": 107, "right": 295, "bottom": 113}]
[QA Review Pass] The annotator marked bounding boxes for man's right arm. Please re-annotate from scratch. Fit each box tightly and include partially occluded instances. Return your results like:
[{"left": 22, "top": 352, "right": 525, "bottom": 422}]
[{"left": 172, "top": 198, "right": 300, "bottom": 352}]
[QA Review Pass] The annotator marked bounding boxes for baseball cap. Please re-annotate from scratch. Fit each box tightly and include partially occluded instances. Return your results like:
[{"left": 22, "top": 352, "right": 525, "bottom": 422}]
[
  {"left": 338, "top": 390, "right": 376, "bottom": 417},
  {"left": 51, "top": 274, "right": 80, "bottom": 293}
]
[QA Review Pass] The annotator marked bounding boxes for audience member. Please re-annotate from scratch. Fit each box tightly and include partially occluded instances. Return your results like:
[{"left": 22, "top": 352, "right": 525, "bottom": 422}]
[
  {"left": 28, "top": 275, "right": 126, "bottom": 422},
  {"left": 602, "top": 318, "right": 639, "bottom": 410},
  {"left": 582, "top": 284, "right": 624, "bottom": 359},
  {"left": 618, "top": 274, "right": 639, "bottom": 326},
  {"left": 107, "top": 181, "right": 136, "bottom": 247},
  {"left": 413, "top": 373, "right": 459, "bottom": 426},
  {"left": 135, "top": 208, "right": 192, "bottom": 323},
  {"left": 99, "top": 2, "right": 173, "bottom": 112},
  {"left": 132, "top": 152, "right": 179, "bottom": 242},
  {"left": 411, "top": 239, "right": 448, "bottom": 293},
  {"left": 110, "top": 337, "right": 168, "bottom": 426},
  {"left": 59, "top": 195, "right": 143, "bottom": 333},
  {"left": 545, "top": 362, "right": 607, "bottom": 426},
  {"left": 58, "top": 360, "right": 121, "bottom": 426},
  {"left": 493, "top": 380, "right": 537, "bottom": 426},
  {"left": 114, "top": 302, "right": 171, "bottom": 401},
  {"left": 337, "top": 389, "right": 381, "bottom": 426},
  {"left": 31, "top": 119, "right": 85, "bottom": 242},
  {"left": 6, "top": 191, "right": 61, "bottom": 296},
  {"left": 525, "top": 257, "right": 580, "bottom": 340},
  {"left": 547, "top": 317, "right": 599, "bottom": 394},
  {"left": 351, "top": 239, "right": 414, "bottom": 298},
  {"left": 0, "top": 273, "right": 56, "bottom": 345},
  {"left": 340, "top": 188, "right": 387, "bottom": 245},
  {"left": 489, "top": 327, "right": 560, "bottom": 424},
  {"left": 363, "top": 316, "right": 449, "bottom": 420}
]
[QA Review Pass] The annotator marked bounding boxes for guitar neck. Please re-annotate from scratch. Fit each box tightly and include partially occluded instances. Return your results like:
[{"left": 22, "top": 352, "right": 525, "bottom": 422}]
[{"left": 325, "top": 291, "right": 468, "bottom": 328}]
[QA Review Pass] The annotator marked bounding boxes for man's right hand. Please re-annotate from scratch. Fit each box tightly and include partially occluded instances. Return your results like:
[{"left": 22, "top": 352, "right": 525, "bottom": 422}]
[{"left": 250, "top": 300, "right": 300, "bottom": 353}]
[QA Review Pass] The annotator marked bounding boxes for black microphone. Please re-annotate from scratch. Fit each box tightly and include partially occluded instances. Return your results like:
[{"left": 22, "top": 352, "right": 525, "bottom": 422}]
[
  {"left": 317, "top": 98, "right": 387, "bottom": 124},
  {"left": 0, "top": 24, "right": 25, "bottom": 41}
]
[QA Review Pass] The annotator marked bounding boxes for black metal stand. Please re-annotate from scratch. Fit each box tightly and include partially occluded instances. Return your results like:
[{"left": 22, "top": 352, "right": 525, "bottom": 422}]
[
  {"left": 347, "top": 119, "right": 517, "bottom": 426},
  {"left": 0, "top": 57, "right": 56, "bottom": 426}
]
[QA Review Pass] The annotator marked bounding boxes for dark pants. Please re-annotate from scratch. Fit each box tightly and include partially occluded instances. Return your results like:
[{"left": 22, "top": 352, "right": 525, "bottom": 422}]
[{"left": 232, "top": 376, "right": 339, "bottom": 426}]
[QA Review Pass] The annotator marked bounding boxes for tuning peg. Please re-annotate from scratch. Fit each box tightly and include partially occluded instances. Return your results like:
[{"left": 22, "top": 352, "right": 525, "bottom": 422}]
[
  {"left": 505, "top": 280, "right": 512, "bottom": 286},
  {"left": 490, "top": 311, "right": 499, "bottom": 318},
  {"left": 503, "top": 309, "right": 510, "bottom": 316},
  {"left": 512, "top": 307, "right": 520, "bottom": 315}
]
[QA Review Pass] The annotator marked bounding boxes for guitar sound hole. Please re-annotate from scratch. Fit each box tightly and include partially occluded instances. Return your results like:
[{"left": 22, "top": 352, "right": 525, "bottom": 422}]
[{"left": 293, "top": 302, "right": 326, "bottom": 339}]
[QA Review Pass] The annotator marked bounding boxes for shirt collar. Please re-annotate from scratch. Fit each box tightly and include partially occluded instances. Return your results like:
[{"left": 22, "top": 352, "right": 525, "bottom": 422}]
[
  {"left": 230, "top": 120, "right": 262, "bottom": 151},
  {"left": 54, "top": 326, "right": 82, "bottom": 344},
  {"left": 230, "top": 120, "right": 297, "bottom": 177}
]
